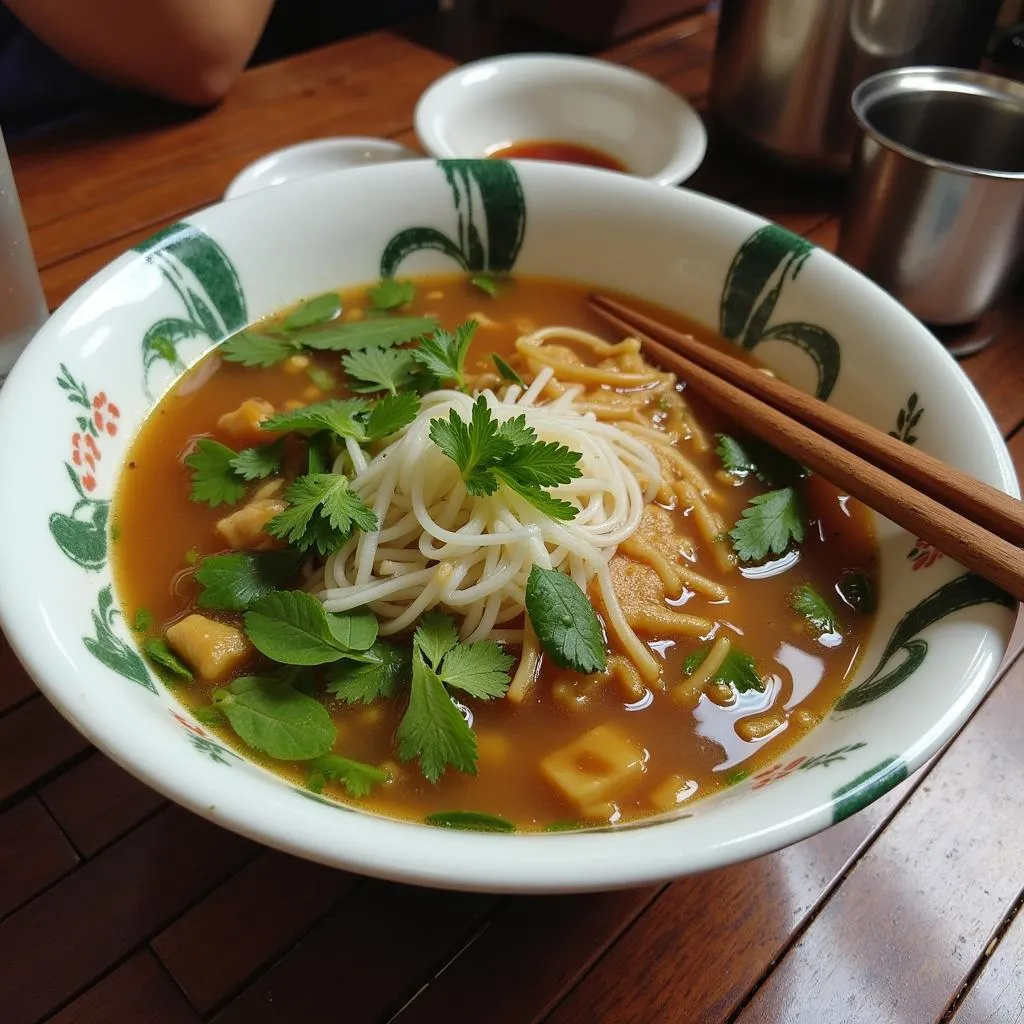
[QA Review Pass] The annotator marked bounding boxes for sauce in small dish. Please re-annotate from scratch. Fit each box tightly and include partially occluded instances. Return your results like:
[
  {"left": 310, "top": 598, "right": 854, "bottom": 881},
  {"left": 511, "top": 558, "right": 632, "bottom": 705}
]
[{"left": 487, "top": 139, "right": 627, "bottom": 172}]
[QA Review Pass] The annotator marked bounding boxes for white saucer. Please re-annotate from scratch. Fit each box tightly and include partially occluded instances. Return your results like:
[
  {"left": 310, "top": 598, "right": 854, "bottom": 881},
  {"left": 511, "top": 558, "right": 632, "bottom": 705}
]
[{"left": 224, "top": 137, "right": 421, "bottom": 200}]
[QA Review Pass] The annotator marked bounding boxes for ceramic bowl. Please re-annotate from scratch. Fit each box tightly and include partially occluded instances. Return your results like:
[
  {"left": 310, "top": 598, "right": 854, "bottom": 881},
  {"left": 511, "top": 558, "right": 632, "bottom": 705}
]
[
  {"left": 0, "top": 160, "right": 1015, "bottom": 893},
  {"left": 415, "top": 54, "right": 707, "bottom": 186}
]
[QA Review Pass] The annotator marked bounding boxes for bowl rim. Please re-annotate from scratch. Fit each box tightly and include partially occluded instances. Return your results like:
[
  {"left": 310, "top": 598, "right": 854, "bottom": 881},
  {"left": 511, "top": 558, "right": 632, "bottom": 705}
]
[
  {"left": 414, "top": 53, "right": 708, "bottom": 187},
  {"left": 0, "top": 159, "right": 1016, "bottom": 893}
]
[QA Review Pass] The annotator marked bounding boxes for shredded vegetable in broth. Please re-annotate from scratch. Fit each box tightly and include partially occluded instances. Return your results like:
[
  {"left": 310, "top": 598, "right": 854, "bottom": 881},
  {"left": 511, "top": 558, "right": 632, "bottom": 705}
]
[{"left": 112, "top": 275, "right": 878, "bottom": 831}]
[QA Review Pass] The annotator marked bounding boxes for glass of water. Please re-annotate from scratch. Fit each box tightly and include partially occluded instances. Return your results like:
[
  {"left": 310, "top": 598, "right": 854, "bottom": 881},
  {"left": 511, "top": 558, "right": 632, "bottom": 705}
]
[{"left": 0, "top": 128, "right": 47, "bottom": 383}]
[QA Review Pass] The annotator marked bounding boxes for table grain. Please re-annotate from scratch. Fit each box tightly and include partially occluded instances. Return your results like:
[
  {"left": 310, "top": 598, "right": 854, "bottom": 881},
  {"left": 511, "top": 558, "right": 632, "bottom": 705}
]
[{"left": 3, "top": 10, "right": 1022, "bottom": 1023}]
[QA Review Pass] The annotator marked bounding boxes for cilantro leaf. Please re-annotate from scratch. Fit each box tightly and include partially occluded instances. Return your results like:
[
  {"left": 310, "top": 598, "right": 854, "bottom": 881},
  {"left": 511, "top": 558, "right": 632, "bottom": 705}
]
[
  {"left": 791, "top": 583, "right": 839, "bottom": 635},
  {"left": 437, "top": 641, "right": 513, "bottom": 700},
  {"left": 144, "top": 637, "right": 193, "bottom": 680},
  {"left": 131, "top": 607, "right": 153, "bottom": 632},
  {"left": 500, "top": 438, "right": 582, "bottom": 487},
  {"left": 284, "top": 292, "right": 341, "bottom": 330},
  {"left": 412, "top": 321, "right": 478, "bottom": 390},
  {"left": 261, "top": 398, "right": 369, "bottom": 440},
  {"left": 396, "top": 650, "right": 477, "bottom": 783},
  {"left": 495, "top": 414, "right": 535, "bottom": 448},
  {"left": 428, "top": 396, "right": 511, "bottom": 496},
  {"left": 716, "top": 433, "right": 807, "bottom": 486},
  {"left": 195, "top": 551, "right": 303, "bottom": 612},
  {"left": 730, "top": 486, "right": 805, "bottom": 563},
  {"left": 307, "top": 753, "right": 388, "bottom": 797},
  {"left": 492, "top": 353, "right": 523, "bottom": 385},
  {"left": 469, "top": 275, "right": 500, "bottom": 297},
  {"left": 683, "top": 644, "right": 764, "bottom": 693},
  {"left": 715, "top": 434, "right": 758, "bottom": 478},
  {"left": 414, "top": 610, "right": 460, "bottom": 669},
  {"left": 325, "top": 640, "right": 411, "bottom": 703},
  {"left": 367, "top": 278, "right": 416, "bottom": 310},
  {"left": 525, "top": 566, "right": 607, "bottom": 674},
  {"left": 185, "top": 439, "right": 247, "bottom": 507},
  {"left": 221, "top": 330, "right": 302, "bottom": 368},
  {"left": 214, "top": 674, "right": 336, "bottom": 760},
  {"left": 342, "top": 345, "right": 418, "bottom": 395},
  {"left": 424, "top": 810, "right": 515, "bottom": 832},
  {"left": 363, "top": 392, "right": 421, "bottom": 441},
  {"left": 244, "top": 590, "right": 377, "bottom": 665},
  {"left": 494, "top": 472, "right": 580, "bottom": 522},
  {"left": 296, "top": 316, "right": 436, "bottom": 352},
  {"left": 266, "top": 474, "right": 378, "bottom": 555},
  {"left": 229, "top": 438, "right": 285, "bottom": 481}
]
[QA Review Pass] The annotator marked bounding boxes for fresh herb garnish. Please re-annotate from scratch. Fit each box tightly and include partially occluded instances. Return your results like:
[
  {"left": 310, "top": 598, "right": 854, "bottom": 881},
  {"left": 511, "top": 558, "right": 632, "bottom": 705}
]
[
  {"left": 469, "top": 275, "right": 500, "bottom": 297},
  {"left": 730, "top": 486, "right": 805, "bottom": 563},
  {"left": 243, "top": 590, "right": 377, "bottom": 665},
  {"left": 837, "top": 570, "right": 876, "bottom": 614},
  {"left": 524, "top": 566, "right": 607, "bottom": 674},
  {"left": 143, "top": 637, "right": 193, "bottom": 680},
  {"left": 185, "top": 439, "right": 248, "bottom": 507},
  {"left": 791, "top": 583, "right": 839, "bottom": 635},
  {"left": 221, "top": 330, "right": 303, "bottom": 368},
  {"left": 367, "top": 278, "right": 416, "bottom": 310},
  {"left": 261, "top": 398, "right": 369, "bottom": 440},
  {"left": 683, "top": 644, "right": 763, "bottom": 693},
  {"left": 296, "top": 315, "right": 436, "bottom": 352},
  {"left": 715, "top": 434, "right": 758, "bottom": 479},
  {"left": 265, "top": 474, "right": 378, "bottom": 555},
  {"left": 716, "top": 433, "right": 807, "bottom": 486},
  {"left": 429, "top": 396, "right": 582, "bottom": 521},
  {"left": 491, "top": 353, "right": 523, "bottom": 386},
  {"left": 412, "top": 322, "right": 478, "bottom": 391},
  {"left": 194, "top": 551, "right": 303, "bottom": 612},
  {"left": 342, "top": 345, "right": 418, "bottom": 395},
  {"left": 131, "top": 607, "right": 153, "bottom": 632},
  {"left": 214, "top": 674, "right": 337, "bottom": 760},
  {"left": 229, "top": 438, "right": 285, "bottom": 481},
  {"left": 424, "top": 810, "right": 516, "bottom": 832},
  {"left": 307, "top": 753, "right": 388, "bottom": 797},
  {"left": 326, "top": 640, "right": 411, "bottom": 703},
  {"left": 285, "top": 293, "right": 341, "bottom": 330},
  {"left": 364, "top": 392, "right": 420, "bottom": 441}
]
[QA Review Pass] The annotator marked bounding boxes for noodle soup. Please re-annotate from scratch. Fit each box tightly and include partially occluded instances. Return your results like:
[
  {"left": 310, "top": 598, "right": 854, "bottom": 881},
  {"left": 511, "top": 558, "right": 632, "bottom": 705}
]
[{"left": 112, "top": 275, "right": 877, "bottom": 831}]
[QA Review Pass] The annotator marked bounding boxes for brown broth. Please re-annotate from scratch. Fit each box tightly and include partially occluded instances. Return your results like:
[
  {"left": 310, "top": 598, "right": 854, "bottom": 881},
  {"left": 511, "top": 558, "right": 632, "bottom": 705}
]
[
  {"left": 487, "top": 140, "right": 628, "bottom": 172},
  {"left": 111, "top": 276, "right": 878, "bottom": 830}
]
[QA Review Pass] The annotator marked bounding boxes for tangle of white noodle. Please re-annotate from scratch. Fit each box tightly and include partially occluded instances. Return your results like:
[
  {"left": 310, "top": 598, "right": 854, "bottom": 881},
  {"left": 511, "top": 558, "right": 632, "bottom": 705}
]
[{"left": 314, "top": 360, "right": 663, "bottom": 674}]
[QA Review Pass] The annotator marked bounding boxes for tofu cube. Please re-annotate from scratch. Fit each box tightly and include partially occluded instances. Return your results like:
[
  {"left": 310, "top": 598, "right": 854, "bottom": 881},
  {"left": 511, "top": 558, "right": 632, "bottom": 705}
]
[
  {"left": 540, "top": 724, "right": 646, "bottom": 809},
  {"left": 216, "top": 398, "right": 276, "bottom": 445},
  {"left": 165, "top": 614, "right": 251, "bottom": 682}
]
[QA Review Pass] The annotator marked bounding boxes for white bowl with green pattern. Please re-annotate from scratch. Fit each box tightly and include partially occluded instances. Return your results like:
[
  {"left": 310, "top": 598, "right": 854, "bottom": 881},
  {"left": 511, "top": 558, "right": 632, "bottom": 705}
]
[{"left": 0, "top": 160, "right": 1015, "bottom": 892}]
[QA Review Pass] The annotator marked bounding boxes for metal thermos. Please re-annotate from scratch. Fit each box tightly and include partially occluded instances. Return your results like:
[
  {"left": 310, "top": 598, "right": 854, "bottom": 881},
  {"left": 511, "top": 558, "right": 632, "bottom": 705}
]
[{"left": 709, "top": 0, "right": 1002, "bottom": 172}]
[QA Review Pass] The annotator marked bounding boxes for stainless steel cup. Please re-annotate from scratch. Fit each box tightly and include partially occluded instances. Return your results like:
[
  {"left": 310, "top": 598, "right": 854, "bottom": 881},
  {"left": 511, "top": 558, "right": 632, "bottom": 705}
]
[
  {"left": 837, "top": 67, "right": 1024, "bottom": 326},
  {"left": 0, "top": 129, "right": 47, "bottom": 383}
]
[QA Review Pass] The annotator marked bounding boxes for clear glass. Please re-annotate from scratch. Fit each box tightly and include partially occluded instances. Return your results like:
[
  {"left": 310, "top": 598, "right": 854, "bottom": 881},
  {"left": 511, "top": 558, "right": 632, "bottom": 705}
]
[{"left": 0, "top": 128, "right": 47, "bottom": 383}]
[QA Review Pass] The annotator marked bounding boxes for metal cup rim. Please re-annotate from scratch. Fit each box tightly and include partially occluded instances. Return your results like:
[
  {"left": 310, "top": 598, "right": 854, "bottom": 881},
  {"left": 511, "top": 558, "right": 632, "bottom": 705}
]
[{"left": 850, "top": 65, "right": 1024, "bottom": 182}]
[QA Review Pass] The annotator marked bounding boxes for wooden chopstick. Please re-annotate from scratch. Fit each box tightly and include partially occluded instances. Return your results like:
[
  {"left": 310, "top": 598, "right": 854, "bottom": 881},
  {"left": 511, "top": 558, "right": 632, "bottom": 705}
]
[{"left": 588, "top": 295, "right": 1024, "bottom": 602}]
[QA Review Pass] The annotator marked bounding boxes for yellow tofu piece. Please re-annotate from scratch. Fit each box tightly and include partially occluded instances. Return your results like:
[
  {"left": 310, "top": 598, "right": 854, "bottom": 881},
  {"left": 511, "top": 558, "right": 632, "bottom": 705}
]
[
  {"left": 215, "top": 498, "right": 288, "bottom": 550},
  {"left": 649, "top": 774, "right": 698, "bottom": 812},
  {"left": 216, "top": 398, "right": 276, "bottom": 445},
  {"left": 165, "top": 614, "right": 251, "bottom": 682},
  {"left": 540, "top": 724, "right": 646, "bottom": 809}
]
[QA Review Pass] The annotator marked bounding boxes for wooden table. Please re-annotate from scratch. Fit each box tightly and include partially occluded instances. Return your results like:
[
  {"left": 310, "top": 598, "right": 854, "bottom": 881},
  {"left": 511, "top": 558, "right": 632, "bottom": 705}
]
[{"left": 3, "top": 11, "right": 1023, "bottom": 1023}]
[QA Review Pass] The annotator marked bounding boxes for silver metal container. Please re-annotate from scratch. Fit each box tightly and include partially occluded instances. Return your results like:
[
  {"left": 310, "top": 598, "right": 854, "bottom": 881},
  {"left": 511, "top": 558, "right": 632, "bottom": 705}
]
[
  {"left": 710, "top": 0, "right": 1001, "bottom": 172},
  {"left": 837, "top": 67, "right": 1024, "bottom": 326}
]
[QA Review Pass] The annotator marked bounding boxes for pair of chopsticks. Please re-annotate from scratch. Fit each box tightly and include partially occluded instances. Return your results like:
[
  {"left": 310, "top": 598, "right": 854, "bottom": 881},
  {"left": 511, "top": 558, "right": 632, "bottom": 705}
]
[{"left": 589, "top": 294, "right": 1024, "bottom": 602}]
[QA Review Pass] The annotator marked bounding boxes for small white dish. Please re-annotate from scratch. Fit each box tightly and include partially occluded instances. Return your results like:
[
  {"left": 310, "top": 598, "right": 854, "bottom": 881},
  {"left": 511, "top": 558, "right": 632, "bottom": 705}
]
[
  {"left": 415, "top": 54, "right": 708, "bottom": 186},
  {"left": 224, "top": 137, "right": 420, "bottom": 200}
]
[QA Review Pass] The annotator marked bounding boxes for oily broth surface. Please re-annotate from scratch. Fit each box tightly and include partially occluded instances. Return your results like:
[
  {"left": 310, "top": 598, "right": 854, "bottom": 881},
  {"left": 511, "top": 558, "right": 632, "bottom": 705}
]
[{"left": 112, "top": 275, "right": 877, "bottom": 829}]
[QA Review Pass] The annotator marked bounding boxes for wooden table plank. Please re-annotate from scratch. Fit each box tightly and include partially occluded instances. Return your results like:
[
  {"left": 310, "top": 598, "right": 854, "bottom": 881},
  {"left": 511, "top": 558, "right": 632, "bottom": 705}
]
[
  {"left": 731, "top": 653, "right": 1024, "bottom": 1024},
  {"left": 40, "top": 752, "right": 166, "bottom": 857},
  {"left": 0, "top": 804, "right": 255, "bottom": 1024},
  {"left": 152, "top": 849, "right": 358, "bottom": 1014},
  {"left": 47, "top": 950, "right": 200, "bottom": 1024},
  {"left": 0, "top": 798, "right": 78, "bottom": 920},
  {"left": 0, "top": 633, "right": 37, "bottom": 714}
]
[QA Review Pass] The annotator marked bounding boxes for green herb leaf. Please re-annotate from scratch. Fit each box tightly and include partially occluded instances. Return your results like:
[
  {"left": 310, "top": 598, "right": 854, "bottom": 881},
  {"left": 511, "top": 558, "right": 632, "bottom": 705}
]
[
  {"left": 363, "top": 392, "right": 421, "bottom": 441},
  {"left": 729, "top": 486, "right": 805, "bottom": 563},
  {"left": 307, "top": 753, "right": 388, "bottom": 797},
  {"left": 244, "top": 590, "right": 377, "bottom": 665},
  {"left": 412, "top": 321, "right": 478, "bottom": 390},
  {"left": 791, "top": 583, "right": 839, "bottom": 635},
  {"left": 525, "top": 566, "right": 607, "bottom": 674},
  {"left": 185, "top": 439, "right": 247, "bottom": 507},
  {"left": 195, "top": 551, "right": 303, "bottom": 612},
  {"left": 261, "top": 398, "right": 369, "bottom": 440},
  {"left": 492, "top": 353, "right": 523, "bottom": 385},
  {"left": 436, "top": 641, "right": 513, "bottom": 700},
  {"left": 396, "top": 650, "right": 477, "bottom": 783},
  {"left": 715, "top": 433, "right": 807, "bottom": 486},
  {"left": 215, "top": 675, "right": 336, "bottom": 760},
  {"left": 284, "top": 292, "right": 341, "bottom": 330},
  {"left": 428, "top": 396, "right": 511, "bottom": 496},
  {"left": 266, "top": 474, "right": 378, "bottom": 555},
  {"left": 469, "top": 275, "right": 500, "bottom": 297},
  {"left": 837, "top": 570, "right": 876, "bottom": 614},
  {"left": 193, "top": 704, "right": 223, "bottom": 726},
  {"left": 325, "top": 640, "right": 411, "bottom": 703},
  {"left": 297, "top": 315, "right": 436, "bottom": 352},
  {"left": 144, "top": 637, "right": 194, "bottom": 680},
  {"left": 683, "top": 644, "right": 764, "bottom": 693},
  {"left": 229, "top": 438, "right": 286, "bottom": 481},
  {"left": 494, "top": 472, "right": 580, "bottom": 522},
  {"left": 715, "top": 434, "right": 758, "bottom": 478},
  {"left": 221, "top": 331, "right": 301, "bottom": 368},
  {"left": 131, "top": 607, "right": 153, "bottom": 632},
  {"left": 367, "top": 278, "right": 416, "bottom": 310},
  {"left": 414, "top": 611, "right": 460, "bottom": 669},
  {"left": 424, "top": 810, "right": 515, "bottom": 832},
  {"left": 342, "top": 345, "right": 418, "bottom": 395}
]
